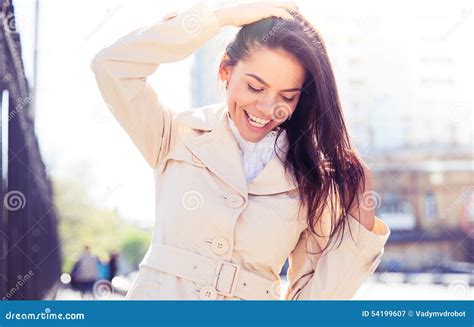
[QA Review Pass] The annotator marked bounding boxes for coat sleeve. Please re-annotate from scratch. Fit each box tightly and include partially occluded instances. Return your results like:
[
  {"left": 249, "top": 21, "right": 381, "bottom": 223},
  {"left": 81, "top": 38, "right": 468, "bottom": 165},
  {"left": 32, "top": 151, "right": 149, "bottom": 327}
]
[
  {"left": 90, "top": 2, "right": 221, "bottom": 168},
  {"left": 284, "top": 210, "right": 391, "bottom": 300}
]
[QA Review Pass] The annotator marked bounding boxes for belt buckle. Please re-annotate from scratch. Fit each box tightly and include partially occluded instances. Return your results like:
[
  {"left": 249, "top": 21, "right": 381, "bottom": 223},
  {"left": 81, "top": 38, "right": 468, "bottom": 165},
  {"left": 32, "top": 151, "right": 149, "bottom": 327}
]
[{"left": 213, "top": 260, "right": 240, "bottom": 297}]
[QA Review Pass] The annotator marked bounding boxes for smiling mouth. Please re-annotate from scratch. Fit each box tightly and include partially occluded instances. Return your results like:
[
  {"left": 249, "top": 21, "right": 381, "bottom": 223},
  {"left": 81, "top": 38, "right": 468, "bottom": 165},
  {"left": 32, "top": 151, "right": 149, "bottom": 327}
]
[{"left": 244, "top": 110, "right": 272, "bottom": 128}]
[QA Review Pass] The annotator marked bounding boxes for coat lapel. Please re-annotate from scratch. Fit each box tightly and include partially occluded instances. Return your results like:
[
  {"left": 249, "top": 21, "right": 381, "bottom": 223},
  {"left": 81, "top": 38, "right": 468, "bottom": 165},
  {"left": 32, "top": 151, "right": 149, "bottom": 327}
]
[
  {"left": 183, "top": 104, "right": 248, "bottom": 197},
  {"left": 248, "top": 153, "right": 299, "bottom": 195}
]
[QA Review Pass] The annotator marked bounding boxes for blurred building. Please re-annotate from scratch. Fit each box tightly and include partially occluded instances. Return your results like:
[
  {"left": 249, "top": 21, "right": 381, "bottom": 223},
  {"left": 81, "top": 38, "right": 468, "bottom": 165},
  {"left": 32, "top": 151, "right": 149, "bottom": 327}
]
[
  {"left": 319, "top": 7, "right": 472, "bottom": 152},
  {"left": 372, "top": 149, "right": 473, "bottom": 272}
]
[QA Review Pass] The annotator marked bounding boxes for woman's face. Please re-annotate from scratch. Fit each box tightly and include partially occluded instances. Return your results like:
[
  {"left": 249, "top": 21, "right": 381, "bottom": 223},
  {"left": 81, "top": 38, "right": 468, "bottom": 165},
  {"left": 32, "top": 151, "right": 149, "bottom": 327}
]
[{"left": 220, "top": 48, "right": 306, "bottom": 143}]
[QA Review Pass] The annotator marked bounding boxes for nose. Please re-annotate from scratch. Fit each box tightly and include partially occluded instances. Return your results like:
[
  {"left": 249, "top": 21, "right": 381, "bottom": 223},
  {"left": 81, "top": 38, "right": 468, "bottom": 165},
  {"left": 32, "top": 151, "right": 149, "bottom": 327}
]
[{"left": 255, "top": 95, "right": 277, "bottom": 119}]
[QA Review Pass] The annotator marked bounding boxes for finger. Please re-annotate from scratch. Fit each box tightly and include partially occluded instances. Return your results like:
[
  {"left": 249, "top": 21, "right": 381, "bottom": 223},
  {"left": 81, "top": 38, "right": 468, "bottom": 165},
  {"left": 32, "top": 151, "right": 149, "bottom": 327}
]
[
  {"left": 259, "top": 0, "right": 296, "bottom": 10},
  {"left": 269, "top": 1, "right": 298, "bottom": 14},
  {"left": 270, "top": 7, "right": 294, "bottom": 20}
]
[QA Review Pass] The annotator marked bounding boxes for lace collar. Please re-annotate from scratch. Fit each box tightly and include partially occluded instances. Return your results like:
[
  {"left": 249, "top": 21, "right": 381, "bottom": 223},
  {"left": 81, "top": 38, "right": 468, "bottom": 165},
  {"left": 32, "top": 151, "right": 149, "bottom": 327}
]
[{"left": 226, "top": 111, "right": 288, "bottom": 182}]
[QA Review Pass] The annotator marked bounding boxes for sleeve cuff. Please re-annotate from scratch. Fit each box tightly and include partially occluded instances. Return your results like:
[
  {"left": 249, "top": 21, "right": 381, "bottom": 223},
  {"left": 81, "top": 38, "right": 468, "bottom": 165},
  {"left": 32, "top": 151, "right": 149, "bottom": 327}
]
[
  {"left": 371, "top": 216, "right": 389, "bottom": 235},
  {"left": 346, "top": 214, "right": 391, "bottom": 264}
]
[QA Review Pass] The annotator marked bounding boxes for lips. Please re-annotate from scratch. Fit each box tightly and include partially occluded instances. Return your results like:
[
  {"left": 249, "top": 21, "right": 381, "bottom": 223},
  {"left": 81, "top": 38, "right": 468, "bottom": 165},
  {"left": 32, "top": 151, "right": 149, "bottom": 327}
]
[{"left": 244, "top": 110, "right": 271, "bottom": 128}]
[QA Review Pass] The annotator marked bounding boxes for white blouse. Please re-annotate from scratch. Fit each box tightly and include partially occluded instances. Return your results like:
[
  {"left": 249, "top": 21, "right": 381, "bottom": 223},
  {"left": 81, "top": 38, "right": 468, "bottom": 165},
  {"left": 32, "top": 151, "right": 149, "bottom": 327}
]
[{"left": 227, "top": 112, "right": 288, "bottom": 183}]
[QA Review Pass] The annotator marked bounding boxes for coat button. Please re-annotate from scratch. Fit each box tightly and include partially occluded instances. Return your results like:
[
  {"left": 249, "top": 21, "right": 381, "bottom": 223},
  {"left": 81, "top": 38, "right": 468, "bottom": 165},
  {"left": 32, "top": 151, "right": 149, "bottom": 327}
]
[
  {"left": 211, "top": 237, "right": 229, "bottom": 255},
  {"left": 199, "top": 285, "right": 217, "bottom": 300},
  {"left": 225, "top": 194, "right": 244, "bottom": 208}
]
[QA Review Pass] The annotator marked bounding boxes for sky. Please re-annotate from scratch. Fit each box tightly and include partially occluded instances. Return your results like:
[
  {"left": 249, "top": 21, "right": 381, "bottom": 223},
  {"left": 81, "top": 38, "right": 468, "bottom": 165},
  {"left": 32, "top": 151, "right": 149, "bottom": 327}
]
[{"left": 13, "top": 0, "right": 474, "bottom": 228}]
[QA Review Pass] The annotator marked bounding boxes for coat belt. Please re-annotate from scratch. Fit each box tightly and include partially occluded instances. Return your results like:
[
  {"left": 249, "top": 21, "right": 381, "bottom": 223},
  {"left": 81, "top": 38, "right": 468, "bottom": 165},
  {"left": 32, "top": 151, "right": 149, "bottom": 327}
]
[{"left": 140, "top": 244, "right": 280, "bottom": 300}]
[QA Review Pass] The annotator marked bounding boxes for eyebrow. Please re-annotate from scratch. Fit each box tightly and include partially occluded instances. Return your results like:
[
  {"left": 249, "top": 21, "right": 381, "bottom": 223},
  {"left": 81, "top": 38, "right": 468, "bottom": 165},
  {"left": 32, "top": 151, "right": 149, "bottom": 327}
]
[{"left": 245, "top": 73, "right": 303, "bottom": 92}]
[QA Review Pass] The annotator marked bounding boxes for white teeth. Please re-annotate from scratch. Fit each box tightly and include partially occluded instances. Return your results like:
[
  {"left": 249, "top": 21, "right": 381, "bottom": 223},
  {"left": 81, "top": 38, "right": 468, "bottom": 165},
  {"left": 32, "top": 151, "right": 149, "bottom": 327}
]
[
  {"left": 248, "top": 119, "right": 266, "bottom": 128},
  {"left": 246, "top": 111, "right": 271, "bottom": 128}
]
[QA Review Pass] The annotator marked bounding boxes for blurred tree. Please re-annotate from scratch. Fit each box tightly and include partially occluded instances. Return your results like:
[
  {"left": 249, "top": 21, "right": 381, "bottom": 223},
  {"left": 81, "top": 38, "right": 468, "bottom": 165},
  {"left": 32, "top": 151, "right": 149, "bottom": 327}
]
[
  {"left": 121, "top": 230, "right": 153, "bottom": 269},
  {"left": 52, "top": 178, "right": 151, "bottom": 274}
]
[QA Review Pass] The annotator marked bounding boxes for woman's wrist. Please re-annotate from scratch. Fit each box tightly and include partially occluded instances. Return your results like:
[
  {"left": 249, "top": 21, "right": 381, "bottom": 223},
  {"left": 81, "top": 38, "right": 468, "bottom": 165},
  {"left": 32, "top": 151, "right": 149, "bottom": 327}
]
[{"left": 213, "top": 8, "right": 230, "bottom": 28}]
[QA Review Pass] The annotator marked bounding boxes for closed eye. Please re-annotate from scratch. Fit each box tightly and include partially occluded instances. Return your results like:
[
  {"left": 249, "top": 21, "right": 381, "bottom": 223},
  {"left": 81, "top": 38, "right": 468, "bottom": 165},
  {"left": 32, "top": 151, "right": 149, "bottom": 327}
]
[
  {"left": 247, "top": 84, "right": 264, "bottom": 93},
  {"left": 248, "top": 83, "right": 295, "bottom": 103}
]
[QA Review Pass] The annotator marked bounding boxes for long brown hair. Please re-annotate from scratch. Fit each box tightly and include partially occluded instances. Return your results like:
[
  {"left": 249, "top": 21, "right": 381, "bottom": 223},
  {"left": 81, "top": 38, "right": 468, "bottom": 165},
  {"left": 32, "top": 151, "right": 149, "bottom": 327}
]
[
  {"left": 220, "top": 12, "right": 367, "bottom": 255},
  {"left": 219, "top": 11, "right": 368, "bottom": 255}
]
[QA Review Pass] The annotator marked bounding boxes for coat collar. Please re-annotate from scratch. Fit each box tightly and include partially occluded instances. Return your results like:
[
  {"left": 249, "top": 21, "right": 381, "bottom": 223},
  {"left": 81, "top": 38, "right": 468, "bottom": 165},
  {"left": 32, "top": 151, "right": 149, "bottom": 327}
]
[{"left": 180, "top": 103, "right": 298, "bottom": 197}]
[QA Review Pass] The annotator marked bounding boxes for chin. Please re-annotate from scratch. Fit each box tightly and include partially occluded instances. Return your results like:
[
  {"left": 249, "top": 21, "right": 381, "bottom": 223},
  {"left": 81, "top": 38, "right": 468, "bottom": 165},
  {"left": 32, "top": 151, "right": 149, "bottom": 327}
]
[{"left": 242, "top": 133, "right": 263, "bottom": 142}]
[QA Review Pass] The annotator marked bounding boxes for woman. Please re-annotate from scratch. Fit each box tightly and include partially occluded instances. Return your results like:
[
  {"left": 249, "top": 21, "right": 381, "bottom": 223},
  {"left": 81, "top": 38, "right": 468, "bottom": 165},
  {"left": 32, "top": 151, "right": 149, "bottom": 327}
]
[{"left": 91, "top": 1, "right": 390, "bottom": 300}]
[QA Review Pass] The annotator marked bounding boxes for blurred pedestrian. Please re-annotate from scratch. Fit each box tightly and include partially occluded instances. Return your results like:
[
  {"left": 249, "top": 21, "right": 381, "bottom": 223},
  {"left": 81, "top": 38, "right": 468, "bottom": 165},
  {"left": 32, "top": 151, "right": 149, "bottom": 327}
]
[
  {"left": 70, "top": 245, "right": 101, "bottom": 297},
  {"left": 108, "top": 251, "right": 119, "bottom": 281}
]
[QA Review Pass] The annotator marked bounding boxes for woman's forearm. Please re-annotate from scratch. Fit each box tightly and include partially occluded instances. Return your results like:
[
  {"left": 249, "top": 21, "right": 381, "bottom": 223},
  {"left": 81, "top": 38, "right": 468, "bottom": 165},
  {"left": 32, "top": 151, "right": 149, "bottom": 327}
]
[{"left": 90, "top": 2, "right": 221, "bottom": 168}]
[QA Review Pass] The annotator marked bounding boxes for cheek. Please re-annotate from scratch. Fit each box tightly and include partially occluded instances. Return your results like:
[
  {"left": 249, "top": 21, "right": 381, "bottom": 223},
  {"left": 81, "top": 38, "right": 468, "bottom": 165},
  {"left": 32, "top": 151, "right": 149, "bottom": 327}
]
[
  {"left": 226, "top": 83, "right": 247, "bottom": 119},
  {"left": 228, "top": 82, "right": 258, "bottom": 105}
]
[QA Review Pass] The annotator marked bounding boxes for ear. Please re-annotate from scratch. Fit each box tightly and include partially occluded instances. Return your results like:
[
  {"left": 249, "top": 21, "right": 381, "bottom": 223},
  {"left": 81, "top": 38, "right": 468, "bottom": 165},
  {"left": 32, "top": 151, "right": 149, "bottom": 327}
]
[{"left": 218, "top": 54, "right": 233, "bottom": 83}]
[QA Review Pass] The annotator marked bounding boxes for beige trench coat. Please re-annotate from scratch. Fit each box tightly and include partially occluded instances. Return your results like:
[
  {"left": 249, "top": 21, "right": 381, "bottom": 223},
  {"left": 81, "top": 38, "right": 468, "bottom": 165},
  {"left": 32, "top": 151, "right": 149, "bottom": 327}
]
[{"left": 91, "top": 2, "right": 391, "bottom": 300}]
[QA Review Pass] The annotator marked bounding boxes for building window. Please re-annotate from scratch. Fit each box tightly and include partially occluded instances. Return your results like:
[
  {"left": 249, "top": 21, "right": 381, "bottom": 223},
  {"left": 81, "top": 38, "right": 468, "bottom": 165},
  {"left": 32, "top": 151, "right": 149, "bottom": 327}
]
[{"left": 424, "top": 191, "right": 438, "bottom": 221}]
